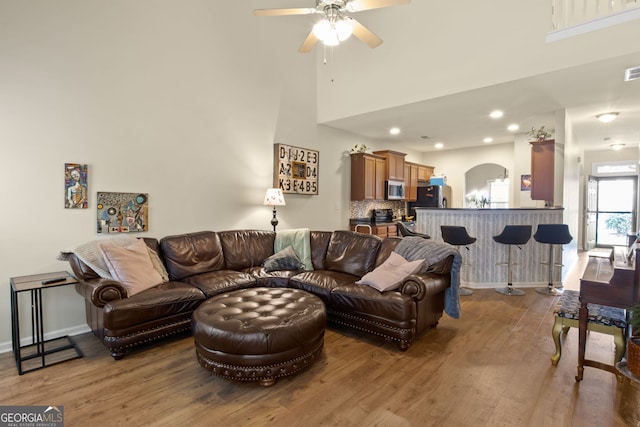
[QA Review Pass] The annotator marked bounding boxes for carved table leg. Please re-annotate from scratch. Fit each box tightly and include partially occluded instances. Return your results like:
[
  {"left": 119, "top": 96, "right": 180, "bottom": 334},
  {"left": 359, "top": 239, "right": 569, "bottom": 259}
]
[{"left": 576, "top": 304, "right": 588, "bottom": 382}]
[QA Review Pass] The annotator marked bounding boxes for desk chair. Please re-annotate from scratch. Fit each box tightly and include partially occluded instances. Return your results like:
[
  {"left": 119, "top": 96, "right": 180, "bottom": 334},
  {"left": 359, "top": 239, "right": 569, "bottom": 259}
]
[{"left": 493, "top": 225, "right": 532, "bottom": 296}]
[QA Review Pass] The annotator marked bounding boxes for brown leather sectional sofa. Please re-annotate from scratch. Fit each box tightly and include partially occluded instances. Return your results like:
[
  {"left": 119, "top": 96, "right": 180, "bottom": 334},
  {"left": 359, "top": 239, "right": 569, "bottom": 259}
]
[{"left": 67, "top": 229, "right": 454, "bottom": 359}]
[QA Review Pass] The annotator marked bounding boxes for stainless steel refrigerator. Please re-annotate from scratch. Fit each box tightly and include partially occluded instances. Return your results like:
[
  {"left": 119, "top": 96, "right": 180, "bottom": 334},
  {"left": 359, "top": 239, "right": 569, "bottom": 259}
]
[{"left": 407, "top": 185, "right": 452, "bottom": 216}]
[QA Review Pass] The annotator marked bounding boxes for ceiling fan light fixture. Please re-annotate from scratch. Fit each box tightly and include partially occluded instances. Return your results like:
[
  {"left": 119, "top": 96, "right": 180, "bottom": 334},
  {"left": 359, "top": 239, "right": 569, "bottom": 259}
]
[
  {"left": 312, "top": 19, "right": 332, "bottom": 40},
  {"left": 335, "top": 18, "right": 353, "bottom": 41}
]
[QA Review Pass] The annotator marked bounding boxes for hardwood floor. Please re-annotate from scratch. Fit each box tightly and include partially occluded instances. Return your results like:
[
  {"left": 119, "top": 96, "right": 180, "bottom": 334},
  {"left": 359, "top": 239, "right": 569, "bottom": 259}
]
[{"left": 0, "top": 252, "right": 631, "bottom": 426}]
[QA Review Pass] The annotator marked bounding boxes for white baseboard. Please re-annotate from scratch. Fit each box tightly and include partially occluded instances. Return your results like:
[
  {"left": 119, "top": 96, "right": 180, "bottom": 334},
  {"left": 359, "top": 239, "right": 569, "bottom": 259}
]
[{"left": 0, "top": 324, "right": 91, "bottom": 354}]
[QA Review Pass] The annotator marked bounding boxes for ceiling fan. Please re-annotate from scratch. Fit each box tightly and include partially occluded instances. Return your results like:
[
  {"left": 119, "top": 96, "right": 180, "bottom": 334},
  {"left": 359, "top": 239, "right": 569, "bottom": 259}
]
[{"left": 254, "top": 0, "right": 410, "bottom": 53}]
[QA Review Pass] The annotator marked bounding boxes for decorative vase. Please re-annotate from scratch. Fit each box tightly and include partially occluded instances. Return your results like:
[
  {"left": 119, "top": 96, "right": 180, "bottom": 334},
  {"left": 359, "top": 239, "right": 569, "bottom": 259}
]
[{"left": 627, "top": 336, "right": 640, "bottom": 378}]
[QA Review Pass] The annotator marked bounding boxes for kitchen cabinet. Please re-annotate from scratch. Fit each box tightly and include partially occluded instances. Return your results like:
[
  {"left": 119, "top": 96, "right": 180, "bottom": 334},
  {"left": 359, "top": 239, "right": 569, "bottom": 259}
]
[
  {"left": 418, "top": 165, "right": 434, "bottom": 182},
  {"left": 351, "top": 153, "right": 386, "bottom": 200},
  {"left": 350, "top": 223, "right": 397, "bottom": 238},
  {"left": 372, "top": 150, "right": 406, "bottom": 181},
  {"left": 404, "top": 162, "right": 419, "bottom": 201},
  {"left": 531, "top": 139, "right": 554, "bottom": 202}
]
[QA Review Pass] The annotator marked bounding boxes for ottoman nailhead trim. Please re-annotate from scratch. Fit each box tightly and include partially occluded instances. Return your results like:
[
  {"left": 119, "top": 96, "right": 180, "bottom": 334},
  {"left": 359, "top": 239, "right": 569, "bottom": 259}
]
[{"left": 195, "top": 341, "right": 323, "bottom": 383}]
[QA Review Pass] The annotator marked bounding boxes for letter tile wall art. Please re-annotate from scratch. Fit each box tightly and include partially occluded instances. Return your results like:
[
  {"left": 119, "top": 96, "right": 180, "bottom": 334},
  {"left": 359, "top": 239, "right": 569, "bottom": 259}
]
[
  {"left": 96, "top": 192, "right": 149, "bottom": 233},
  {"left": 273, "top": 143, "right": 319, "bottom": 195}
]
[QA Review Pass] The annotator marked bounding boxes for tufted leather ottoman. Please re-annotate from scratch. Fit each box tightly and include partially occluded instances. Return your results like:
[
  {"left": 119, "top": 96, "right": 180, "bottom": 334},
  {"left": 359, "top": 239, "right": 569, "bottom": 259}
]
[{"left": 192, "top": 287, "right": 326, "bottom": 386}]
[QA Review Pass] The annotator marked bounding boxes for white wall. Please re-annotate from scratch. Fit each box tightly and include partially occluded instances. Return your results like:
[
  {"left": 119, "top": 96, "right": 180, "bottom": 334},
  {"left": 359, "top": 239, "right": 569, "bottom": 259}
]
[
  {"left": 0, "top": 1, "right": 367, "bottom": 349},
  {"left": 316, "top": 1, "right": 640, "bottom": 122},
  {"left": 0, "top": 1, "right": 432, "bottom": 350},
  {"left": 420, "top": 143, "right": 514, "bottom": 208}
]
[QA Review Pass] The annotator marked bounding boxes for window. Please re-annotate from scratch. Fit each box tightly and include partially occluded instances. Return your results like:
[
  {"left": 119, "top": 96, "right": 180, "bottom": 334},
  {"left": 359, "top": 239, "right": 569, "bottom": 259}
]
[{"left": 489, "top": 179, "right": 509, "bottom": 208}]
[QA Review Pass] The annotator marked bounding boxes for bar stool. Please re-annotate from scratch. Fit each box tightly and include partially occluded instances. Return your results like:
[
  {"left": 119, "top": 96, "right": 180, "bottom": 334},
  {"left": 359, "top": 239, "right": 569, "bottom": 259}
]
[
  {"left": 441, "top": 226, "right": 476, "bottom": 296},
  {"left": 534, "top": 223, "right": 573, "bottom": 296},
  {"left": 396, "top": 222, "right": 430, "bottom": 239},
  {"left": 493, "top": 225, "right": 532, "bottom": 296}
]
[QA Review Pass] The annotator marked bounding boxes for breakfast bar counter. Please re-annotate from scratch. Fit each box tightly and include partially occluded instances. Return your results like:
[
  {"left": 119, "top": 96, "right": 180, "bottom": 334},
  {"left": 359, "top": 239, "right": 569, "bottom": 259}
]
[{"left": 415, "top": 207, "right": 566, "bottom": 288}]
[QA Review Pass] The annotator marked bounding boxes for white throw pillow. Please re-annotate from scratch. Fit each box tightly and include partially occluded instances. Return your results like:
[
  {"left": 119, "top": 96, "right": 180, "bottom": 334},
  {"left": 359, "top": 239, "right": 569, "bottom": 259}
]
[
  {"left": 356, "top": 251, "right": 425, "bottom": 292},
  {"left": 100, "top": 239, "right": 163, "bottom": 296}
]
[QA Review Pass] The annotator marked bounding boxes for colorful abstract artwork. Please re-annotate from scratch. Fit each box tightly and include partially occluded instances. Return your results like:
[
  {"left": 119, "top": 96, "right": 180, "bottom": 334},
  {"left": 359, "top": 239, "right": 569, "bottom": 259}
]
[
  {"left": 96, "top": 192, "right": 149, "bottom": 233},
  {"left": 65, "top": 163, "right": 88, "bottom": 209}
]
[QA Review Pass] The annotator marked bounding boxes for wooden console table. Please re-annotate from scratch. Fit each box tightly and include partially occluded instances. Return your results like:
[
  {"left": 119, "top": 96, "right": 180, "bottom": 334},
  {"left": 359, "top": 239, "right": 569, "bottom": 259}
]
[{"left": 576, "top": 246, "right": 639, "bottom": 381}]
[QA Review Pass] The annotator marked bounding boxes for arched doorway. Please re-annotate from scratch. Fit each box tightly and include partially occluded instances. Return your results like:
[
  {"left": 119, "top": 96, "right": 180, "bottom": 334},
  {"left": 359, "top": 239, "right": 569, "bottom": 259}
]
[{"left": 464, "top": 163, "right": 509, "bottom": 208}]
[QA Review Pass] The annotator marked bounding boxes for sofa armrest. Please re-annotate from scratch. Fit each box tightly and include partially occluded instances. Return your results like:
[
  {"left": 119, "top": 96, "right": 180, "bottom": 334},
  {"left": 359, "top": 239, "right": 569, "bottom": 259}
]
[
  {"left": 75, "top": 278, "right": 128, "bottom": 308},
  {"left": 399, "top": 273, "right": 449, "bottom": 301}
]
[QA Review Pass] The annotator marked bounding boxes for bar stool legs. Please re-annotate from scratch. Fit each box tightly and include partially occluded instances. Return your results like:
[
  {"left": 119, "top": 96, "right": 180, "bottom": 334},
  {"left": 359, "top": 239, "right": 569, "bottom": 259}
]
[
  {"left": 441, "top": 226, "right": 476, "bottom": 296},
  {"left": 493, "top": 225, "right": 532, "bottom": 297},
  {"left": 533, "top": 224, "right": 573, "bottom": 296},
  {"left": 495, "top": 243, "right": 526, "bottom": 296}
]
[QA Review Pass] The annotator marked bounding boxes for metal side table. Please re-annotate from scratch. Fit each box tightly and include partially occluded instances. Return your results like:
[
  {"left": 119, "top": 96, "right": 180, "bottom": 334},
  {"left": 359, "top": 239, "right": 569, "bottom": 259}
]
[{"left": 10, "top": 271, "right": 83, "bottom": 374}]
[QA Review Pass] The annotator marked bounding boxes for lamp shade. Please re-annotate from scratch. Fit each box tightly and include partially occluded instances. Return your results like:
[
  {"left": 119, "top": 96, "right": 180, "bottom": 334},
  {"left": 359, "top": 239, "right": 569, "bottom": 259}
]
[{"left": 263, "top": 188, "right": 286, "bottom": 206}]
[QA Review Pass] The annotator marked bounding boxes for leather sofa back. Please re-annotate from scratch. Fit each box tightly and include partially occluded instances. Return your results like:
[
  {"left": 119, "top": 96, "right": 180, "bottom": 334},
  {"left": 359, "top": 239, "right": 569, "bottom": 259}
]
[
  {"left": 310, "top": 231, "right": 332, "bottom": 270},
  {"left": 160, "top": 231, "right": 225, "bottom": 281},
  {"left": 218, "top": 230, "right": 275, "bottom": 270},
  {"left": 325, "top": 230, "right": 382, "bottom": 277}
]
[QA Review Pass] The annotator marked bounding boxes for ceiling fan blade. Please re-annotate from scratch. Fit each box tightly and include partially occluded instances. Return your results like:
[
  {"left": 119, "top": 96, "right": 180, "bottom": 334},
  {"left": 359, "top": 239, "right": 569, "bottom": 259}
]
[
  {"left": 350, "top": 18, "right": 383, "bottom": 48},
  {"left": 298, "top": 31, "right": 319, "bottom": 53},
  {"left": 346, "top": 0, "right": 410, "bottom": 12},
  {"left": 253, "top": 8, "right": 317, "bottom": 16}
]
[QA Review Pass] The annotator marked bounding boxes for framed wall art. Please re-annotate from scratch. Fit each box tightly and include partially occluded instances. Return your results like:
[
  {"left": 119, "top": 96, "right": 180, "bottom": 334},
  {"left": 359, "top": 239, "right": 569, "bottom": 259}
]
[
  {"left": 65, "top": 163, "right": 88, "bottom": 209},
  {"left": 273, "top": 143, "right": 319, "bottom": 195},
  {"left": 96, "top": 192, "right": 149, "bottom": 233}
]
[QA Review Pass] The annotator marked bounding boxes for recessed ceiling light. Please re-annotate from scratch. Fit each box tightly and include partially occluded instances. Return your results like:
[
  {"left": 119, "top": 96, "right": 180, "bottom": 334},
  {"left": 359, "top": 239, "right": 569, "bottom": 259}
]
[
  {"left": 610, "top": 143, "right": 625, "bottom": 150},
  {"left": 489, "top": 110, "right": 504, "bottom": 119},
  {"left": 596, "top": 112, "right": 619, "bottom": 123},
  {"left": 507, "top": 124, "right": 519, "bottom": 132},
  {"left": 434, "top": 142, "right": 444, "bottom": 149},
  {"left": 483, "top": 137, "right": 493, "bottom": 143},
  {"left": 389, "top": 127, "right": 400, "bottom": 135}
]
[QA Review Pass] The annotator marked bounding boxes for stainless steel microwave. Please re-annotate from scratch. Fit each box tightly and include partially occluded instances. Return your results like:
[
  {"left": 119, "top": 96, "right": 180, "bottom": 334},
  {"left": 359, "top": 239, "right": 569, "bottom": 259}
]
[{"left": 385, "top": 180, "right": 405, "bottom": 200}]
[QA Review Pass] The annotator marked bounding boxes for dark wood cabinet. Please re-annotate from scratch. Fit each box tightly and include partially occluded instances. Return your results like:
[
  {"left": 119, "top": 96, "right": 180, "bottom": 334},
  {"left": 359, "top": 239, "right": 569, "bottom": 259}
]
[
  {"left": 405, "top": 162, "right": 419, "bottom": 201},
  {"left": 531, "top": 139, "right": 554, "bottom": 201},
  {"left": 351, "top": 153, "right": 386, "bottom": 200},
  {"left": 350, "top": 223, "right": 397, "bottom": 238},
  {"left": 373, "top": 150, "right": 406, "bottom": 181}
]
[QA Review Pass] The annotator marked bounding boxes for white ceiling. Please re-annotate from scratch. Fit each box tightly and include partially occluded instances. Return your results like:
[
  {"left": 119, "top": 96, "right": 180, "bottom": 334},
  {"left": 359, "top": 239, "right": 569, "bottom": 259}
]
[{"left": 321, "top": 50, "right": 640, "bottom": 153}]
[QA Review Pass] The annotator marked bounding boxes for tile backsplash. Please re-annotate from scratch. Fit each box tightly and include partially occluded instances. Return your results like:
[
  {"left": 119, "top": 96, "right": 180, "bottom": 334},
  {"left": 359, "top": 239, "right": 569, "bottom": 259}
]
[{"left": 350, "top": 200, "right": 406, "bottom": 220}]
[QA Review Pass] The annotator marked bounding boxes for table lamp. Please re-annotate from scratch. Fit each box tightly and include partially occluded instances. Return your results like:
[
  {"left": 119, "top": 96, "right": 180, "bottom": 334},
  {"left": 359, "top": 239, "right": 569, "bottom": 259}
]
[{"left": 263, "top": 188, "right": 286, "bottom": 231}]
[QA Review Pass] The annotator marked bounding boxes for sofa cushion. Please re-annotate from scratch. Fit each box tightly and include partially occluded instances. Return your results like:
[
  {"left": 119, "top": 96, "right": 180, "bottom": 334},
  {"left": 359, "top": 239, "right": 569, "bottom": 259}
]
[
  {"left": 102, "top": 281, "right": 206, "bottom": 330},
  {"left": 288, "top": 270, "right": 360, "bottom": 302},
  {"left": 329, "top": 284, "right": 416, "bottom": 323},
  {"left": 182, "top": 270, "right": 257, "bottom": 298},
  {"left": 325, "top": 231, "right": 382, "bottom": 277},
  {"left": 218, "top": 230, "right": 275, "bottom": 270},
  {"left": 262, "top": 246, "right": 304, "bottom": 272},
  {"left": 310, "top": 231, "right": 332, "bottom": 270},
  {"left": 160, "top": 231, "right": 225, "bottom": 281},
  {"left": 356, "top": 252, "right": 424, "bottom": 292},
  {"left": 100, "top": 239, "right": 164, "bottom": 296}
]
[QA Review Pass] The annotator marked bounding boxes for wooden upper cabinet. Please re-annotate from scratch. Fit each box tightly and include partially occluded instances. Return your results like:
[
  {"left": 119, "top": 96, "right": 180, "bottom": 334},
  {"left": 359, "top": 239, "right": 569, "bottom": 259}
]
[
  {"left": 531, "top": 139, "right": 554, "bottom": 202},
  {"left": 405, "top": 162, "right": 419, "bottom": 201},
  {"left": 373, "top": 150, "right": 406, "bottom": 181},
  {"left": 418, "top": 165, "right": 434, "bottom": 182},
  {"left": 351, "top": 153, "right": 386, "bottom": 201}
]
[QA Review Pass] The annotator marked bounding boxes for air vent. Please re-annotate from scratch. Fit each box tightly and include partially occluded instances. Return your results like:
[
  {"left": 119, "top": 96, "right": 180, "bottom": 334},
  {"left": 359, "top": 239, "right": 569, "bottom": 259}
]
[{"left": 624, "top": 66, "right": 640, "bottom": 81}]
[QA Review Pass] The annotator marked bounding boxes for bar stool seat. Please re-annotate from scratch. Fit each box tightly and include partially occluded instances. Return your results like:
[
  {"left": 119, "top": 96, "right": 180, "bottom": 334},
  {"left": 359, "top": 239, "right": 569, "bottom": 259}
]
[
  {"left": 534, "top": 224, "right": 573, "bottom": 296},
  {"left": 493, "top": 225, "right": 532, "bottom": 296},
  {"left": 441, "top": 226, "right": 476, "bottom": 296},
  {"left": 397, "top": 222, "right": 430, "bottom": 239}
]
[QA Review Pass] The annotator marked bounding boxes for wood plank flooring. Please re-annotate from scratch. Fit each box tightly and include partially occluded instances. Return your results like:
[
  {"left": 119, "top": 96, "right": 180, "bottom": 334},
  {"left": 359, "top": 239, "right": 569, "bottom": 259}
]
[{"left": 0, "top": 252, "right": 631, "bottom": 426}]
